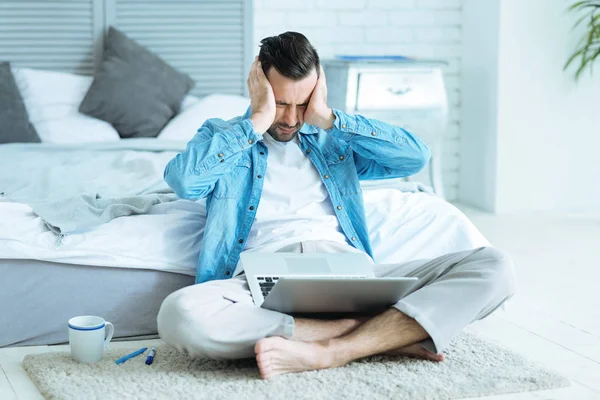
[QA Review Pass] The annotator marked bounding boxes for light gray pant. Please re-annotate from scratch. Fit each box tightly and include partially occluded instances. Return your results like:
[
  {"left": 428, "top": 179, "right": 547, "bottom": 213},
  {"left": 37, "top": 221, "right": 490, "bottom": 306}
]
[{"left": 157, "top": 241, "right": 517, "bottom": 359}]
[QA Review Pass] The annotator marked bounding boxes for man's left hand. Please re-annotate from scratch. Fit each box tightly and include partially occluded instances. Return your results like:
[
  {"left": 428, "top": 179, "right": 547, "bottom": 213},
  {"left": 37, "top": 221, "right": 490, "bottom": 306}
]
[{"left": 304, "top": 66, "right": 335, "bottom": 130}]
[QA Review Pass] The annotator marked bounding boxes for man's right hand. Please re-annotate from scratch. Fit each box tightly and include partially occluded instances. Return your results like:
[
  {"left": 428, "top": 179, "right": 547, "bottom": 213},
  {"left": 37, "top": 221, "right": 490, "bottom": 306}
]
[{"left": 247, "top": 58, "right": 276, "bottom": 134}]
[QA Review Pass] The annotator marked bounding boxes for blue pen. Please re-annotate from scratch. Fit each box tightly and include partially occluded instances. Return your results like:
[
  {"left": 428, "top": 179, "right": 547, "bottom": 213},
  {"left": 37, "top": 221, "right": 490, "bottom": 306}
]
[
  {"left": 115, "top": 347, "right": 147, "bottom": 365},
  {"left": 145, "top": 347, "right": 156, "bottom": 365}
]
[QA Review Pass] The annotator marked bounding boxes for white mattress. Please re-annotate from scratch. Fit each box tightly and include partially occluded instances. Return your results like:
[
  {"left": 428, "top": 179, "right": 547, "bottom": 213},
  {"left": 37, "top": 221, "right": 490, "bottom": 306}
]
[{"left": 0, "top": 188, "right": 489, "bottom": 275}]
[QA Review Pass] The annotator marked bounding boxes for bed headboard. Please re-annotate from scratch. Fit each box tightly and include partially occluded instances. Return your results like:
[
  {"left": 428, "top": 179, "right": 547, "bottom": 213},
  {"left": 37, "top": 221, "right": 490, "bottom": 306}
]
[{"left": 0, "top": 0, "right": 253, "bottom": 97}]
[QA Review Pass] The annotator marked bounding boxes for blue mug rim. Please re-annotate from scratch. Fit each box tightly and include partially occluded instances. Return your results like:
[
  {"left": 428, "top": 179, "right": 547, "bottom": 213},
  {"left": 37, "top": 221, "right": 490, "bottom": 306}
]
[{"left": 68, "top": 323, "right": 105, "bottom": 331}]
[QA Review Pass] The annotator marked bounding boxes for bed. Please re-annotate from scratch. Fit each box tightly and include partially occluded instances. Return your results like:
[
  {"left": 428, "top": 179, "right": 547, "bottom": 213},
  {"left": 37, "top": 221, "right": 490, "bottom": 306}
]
[
  {"left": 0, "top": 191, "right": 489, "bottom": 347},
  {"left": 0, "top": 141, "right": 489, "bottom": 346},
  {"left": 0, "top": 0, "right": 490, "bottom": 347}
]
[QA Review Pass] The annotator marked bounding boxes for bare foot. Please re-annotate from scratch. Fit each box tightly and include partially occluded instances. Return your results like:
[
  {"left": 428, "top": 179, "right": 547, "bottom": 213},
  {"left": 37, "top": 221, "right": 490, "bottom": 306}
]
[
  {"left": 291, "top": 317, "right": 365, "bottom": 342},
  {"left": 387, "top": 343, "right": 445, "bottom": 362},
  {"left": 255, "top": 336, "right": 338, "bottom": 379}
]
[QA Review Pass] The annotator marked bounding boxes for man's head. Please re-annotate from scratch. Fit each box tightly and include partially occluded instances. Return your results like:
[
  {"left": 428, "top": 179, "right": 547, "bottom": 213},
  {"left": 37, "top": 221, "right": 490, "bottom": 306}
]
[{"left": 258, "top": 32, "right": 320, "bottom": 142}]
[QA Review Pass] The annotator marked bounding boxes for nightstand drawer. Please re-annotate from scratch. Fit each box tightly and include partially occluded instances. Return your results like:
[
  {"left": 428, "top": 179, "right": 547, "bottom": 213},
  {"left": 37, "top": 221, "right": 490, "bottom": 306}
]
[
  {"left": 355, "top": 70, "right": 445, "bottom": 110},
  {"left": 360, "top": 110, "right": 438, "bottom": 144}
]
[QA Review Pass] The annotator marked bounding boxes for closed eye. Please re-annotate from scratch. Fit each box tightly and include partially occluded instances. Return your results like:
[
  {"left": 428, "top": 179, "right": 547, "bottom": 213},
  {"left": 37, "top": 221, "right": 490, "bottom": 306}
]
[{"left": 275, "top": 101, "right": 308, "bottom": 108}]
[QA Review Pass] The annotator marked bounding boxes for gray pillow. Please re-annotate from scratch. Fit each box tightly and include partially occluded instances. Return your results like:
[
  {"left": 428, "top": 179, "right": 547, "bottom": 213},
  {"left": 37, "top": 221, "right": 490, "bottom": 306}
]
[
  {"left": 0, "top": 62, "right": 41, "bottom": 144},
  {"left": 79, "top": 27, "right": 195, "bottom": 138}
]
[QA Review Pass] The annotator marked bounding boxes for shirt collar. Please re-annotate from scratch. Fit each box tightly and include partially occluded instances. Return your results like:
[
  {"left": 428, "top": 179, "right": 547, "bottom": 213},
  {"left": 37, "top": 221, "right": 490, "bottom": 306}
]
[{"left": 299, "top": 123, "right": 319, "bottom": 135}]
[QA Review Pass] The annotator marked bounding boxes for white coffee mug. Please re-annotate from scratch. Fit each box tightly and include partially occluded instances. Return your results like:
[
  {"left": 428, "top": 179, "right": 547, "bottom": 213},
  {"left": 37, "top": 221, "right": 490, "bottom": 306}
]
[{"left": 68, "top": 316, "right": 114, "bottom": 363}]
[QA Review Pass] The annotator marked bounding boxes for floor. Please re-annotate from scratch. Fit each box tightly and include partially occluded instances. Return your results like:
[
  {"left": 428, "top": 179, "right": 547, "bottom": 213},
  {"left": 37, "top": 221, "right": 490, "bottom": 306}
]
[{"left": 1, "top": 204, "right": 599, "bottom": 400}]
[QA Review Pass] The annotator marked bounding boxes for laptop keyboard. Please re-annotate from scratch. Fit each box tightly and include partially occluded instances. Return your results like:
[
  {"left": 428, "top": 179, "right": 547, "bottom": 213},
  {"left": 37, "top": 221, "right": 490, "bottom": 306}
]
[
  {"left": 256, "top": 275, "right": 369, "bottom": 299},
  {"left": 257, "top": 276, "right": 279, "bottom": 298}
]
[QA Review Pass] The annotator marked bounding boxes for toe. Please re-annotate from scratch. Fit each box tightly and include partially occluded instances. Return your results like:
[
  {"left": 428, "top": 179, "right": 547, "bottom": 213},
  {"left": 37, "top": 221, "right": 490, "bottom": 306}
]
[
  {"left": 261, "top": 372, "right": 272, "bottom": 380},
  {"left": 391, "top": 343, "right": 445, "bottom": 362},
  {"left": 256, "top": 353, "right": 272, "bottom": 369},
  {"left": 256, "top": 356, "right": 272, "bottom": 378},
  {"left": 256, "top": 351, "right": 268, "bottom": 363},
  {"left": 262, "top": 368, "right": 282, "bottom": 380},
  {"left": 419, "top": 348, "right": 444, "bottom": 362},
  {"left": 255, "top": 337, "right": 284, "bottom": 354},
  {"left": 260, "top": 363, "right": 279, "bottom": 380},
  {"left": 259, "top": 365, "right": 272, "bottom": 379},
  {"left": 254, "top": 339, "right": 265, "bottom": 354}
]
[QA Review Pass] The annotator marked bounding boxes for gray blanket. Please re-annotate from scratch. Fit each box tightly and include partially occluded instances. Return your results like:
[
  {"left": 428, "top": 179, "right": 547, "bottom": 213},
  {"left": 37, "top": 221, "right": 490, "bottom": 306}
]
[
  {"left": 0, "top": 139, "right": 186, "bottom": 235},
  {"left": 0, "top": 139, "right": 433, "bottom": 236}
]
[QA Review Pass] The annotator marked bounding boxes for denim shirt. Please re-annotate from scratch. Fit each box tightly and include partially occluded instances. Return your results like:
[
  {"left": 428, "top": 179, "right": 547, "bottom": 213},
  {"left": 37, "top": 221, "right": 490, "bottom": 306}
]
[{"left": 164, "top": 108, "right": 431, "bottom": 284}]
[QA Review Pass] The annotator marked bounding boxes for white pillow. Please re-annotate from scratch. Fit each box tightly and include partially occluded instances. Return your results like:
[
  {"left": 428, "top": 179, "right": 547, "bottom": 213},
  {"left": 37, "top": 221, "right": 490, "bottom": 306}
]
[
  {"left": 180, "top": 94, "right": 201, "bottom": 111},
  {"left": 158, "top": 94, "right": 250, "bottom": 141},
  {"left": 11, "top": 68, "right": 120, "bottom": 143}
]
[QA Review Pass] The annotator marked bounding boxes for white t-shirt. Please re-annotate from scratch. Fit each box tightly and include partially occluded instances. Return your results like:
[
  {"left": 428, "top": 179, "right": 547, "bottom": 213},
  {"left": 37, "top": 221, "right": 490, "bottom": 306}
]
[{"left": 234, "top": 132, "right": 350, "bottom": 275}]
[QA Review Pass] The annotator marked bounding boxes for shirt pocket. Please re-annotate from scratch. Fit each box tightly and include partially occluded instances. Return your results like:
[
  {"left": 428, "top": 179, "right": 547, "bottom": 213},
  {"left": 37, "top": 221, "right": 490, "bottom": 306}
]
[
  {"left": 213, "top": 153, "right": 252, "bottom": 199},
  {"left": 324, "top": 142, "right": 351, "bottom": 166},
  {"left": 323, "top": 143, "right": 361, "bottom": 195}
]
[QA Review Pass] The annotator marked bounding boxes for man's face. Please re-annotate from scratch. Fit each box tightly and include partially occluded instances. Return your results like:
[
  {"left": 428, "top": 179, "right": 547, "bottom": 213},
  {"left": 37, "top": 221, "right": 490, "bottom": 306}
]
[{"left": 266, "top": 67, "right": 318, "bottom": 143}]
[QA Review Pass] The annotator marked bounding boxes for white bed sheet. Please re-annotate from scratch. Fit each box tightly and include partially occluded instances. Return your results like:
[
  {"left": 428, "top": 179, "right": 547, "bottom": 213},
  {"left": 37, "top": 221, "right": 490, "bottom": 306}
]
[{"left": 0, "top": 188, "right": 489, "bottom": 275}]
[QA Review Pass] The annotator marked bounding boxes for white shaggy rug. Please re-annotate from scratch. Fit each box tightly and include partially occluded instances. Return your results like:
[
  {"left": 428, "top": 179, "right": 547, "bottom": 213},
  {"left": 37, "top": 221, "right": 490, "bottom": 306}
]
[{"left": 23, "top": 332, "right": 569, "bottom": 400}]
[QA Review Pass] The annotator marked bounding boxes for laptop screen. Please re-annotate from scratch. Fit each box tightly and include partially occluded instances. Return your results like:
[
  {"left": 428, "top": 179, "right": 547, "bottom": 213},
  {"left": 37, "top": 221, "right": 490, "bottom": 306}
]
[{"left": 285, "top": 257, "right": 331, "bottom": 274}]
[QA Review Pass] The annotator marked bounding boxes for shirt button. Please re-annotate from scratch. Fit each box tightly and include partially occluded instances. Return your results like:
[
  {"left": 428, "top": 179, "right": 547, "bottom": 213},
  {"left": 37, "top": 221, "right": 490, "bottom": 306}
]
[
  {"left": 257, "top": 174, "right": 262, "bottom": 179},
  {"left": 249, "top": 206, "right": 254, "bottom": 210},
  {"left": 218, "top": 153, "right": 224, "bottom": 157},
  {"left": 248, "top": 139, "right": 253, "bottom": 145},
  {"left": 306, "top": 149, "right": 311, "bottom": 154},
  {"left": 324, "top": 174, "right": 329, "bottom": 179},
  {"left": 260, "top": 151, "right": 265, "bottom": 155},
  {"left": 351, "top": 236, "right": 356, "bottom": 241},
  {"left": 339, "top": 155, "right": 344, "bottom": 161},
  {"left": 238, "top": 239, "right": 244, "bottom": 243},
  {"left": 337, "top": 206, "right": 342, "bottom": 210},
  {"left": 371, "top": 132, "right": 376, "bottom": 136},
  {"left": 225, "top": 270, "right": 231, "bottom": 276},
  {"left": 342, "top": 124, "right": 347, "bottom": 129}
]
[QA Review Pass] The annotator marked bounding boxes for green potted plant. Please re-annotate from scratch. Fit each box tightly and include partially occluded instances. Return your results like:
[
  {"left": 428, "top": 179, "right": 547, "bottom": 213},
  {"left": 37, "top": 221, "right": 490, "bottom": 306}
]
[{"left": 564, "top": 1, "right": 600, "bottom": 80}]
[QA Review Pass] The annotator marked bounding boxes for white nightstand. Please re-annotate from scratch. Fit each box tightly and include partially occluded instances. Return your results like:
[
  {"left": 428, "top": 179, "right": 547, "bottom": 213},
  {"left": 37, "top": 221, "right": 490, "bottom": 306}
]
[{"left": 323, "top": 59, "right": 448, "bottom": 199}]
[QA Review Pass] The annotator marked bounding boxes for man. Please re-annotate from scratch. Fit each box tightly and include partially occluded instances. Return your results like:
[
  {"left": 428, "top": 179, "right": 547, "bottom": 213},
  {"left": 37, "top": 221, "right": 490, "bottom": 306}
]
[{"left": 158, "top": 32, "right": 517, "bottom": 379}]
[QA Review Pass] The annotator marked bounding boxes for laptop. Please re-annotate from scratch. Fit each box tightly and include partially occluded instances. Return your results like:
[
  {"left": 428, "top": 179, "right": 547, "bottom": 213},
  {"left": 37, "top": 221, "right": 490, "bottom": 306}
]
[{"left": 239, "top": 252, "right": 418, "bottom": 314}]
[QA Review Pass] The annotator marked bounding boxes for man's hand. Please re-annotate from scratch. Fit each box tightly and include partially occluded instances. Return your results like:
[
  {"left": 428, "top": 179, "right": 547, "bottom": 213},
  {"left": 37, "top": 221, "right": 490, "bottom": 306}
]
[
  {"left": 304, "top": 66, "right": 335, "bottom": 130},
  {"left": 247, "top": 58, "right": 276, "bottom": 134}
]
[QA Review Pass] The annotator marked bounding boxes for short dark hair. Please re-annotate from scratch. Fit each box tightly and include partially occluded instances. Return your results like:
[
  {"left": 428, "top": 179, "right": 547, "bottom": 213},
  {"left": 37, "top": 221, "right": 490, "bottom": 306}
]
[{"left": 258, "top": 31, "right": 320, "bottom": 80}]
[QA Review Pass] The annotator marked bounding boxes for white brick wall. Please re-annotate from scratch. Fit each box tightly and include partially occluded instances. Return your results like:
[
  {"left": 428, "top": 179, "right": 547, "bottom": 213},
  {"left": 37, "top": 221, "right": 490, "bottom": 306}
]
[{"left": 254, "top": 0, "right": 463, "bottom": 201}]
